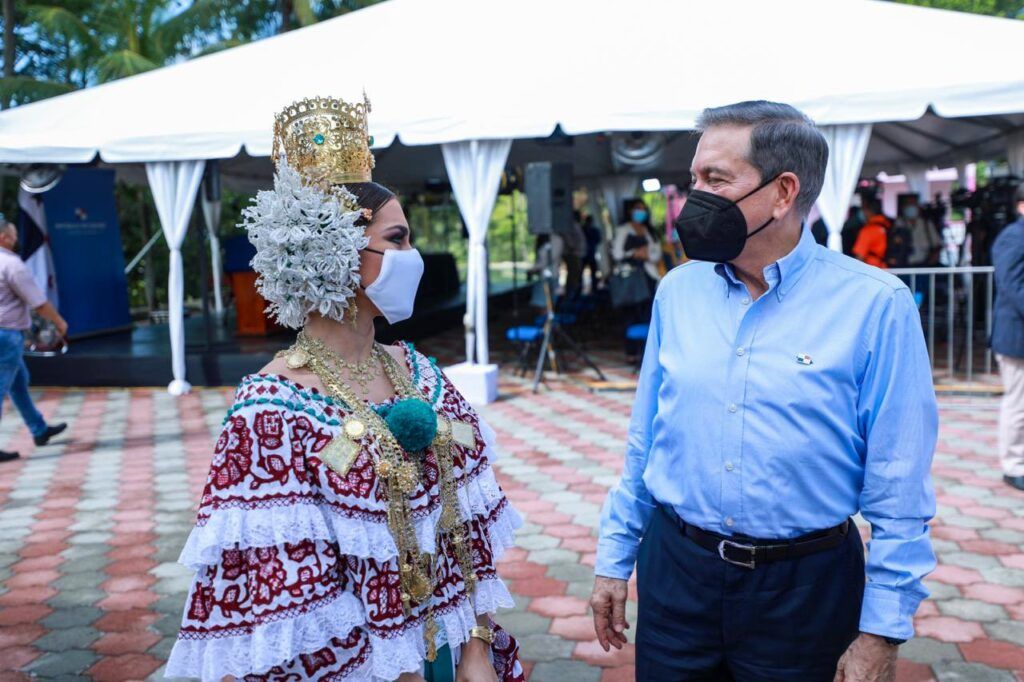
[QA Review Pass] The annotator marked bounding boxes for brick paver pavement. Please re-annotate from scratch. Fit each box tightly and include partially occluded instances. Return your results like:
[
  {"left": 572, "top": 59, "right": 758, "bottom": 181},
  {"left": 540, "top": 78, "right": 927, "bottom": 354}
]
[{"left": 0, "top": 368, "right": 1021, "bottom": 680}]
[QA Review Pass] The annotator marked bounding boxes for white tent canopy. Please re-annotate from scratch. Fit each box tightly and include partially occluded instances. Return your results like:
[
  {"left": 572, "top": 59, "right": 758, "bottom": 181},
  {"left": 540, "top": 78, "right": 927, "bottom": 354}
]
[
  {"left": 2, "top": 0, "right": 1024, "bottom": 400},
  {"left": 2, "top": 0, "right": 1024, "bottom": 162}
]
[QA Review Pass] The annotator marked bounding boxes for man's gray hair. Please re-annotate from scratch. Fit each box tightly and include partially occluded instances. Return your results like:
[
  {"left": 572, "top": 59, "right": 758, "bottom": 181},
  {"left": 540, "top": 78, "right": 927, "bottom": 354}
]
[{"left": 695, "top": 101, "right": 829, "bottom": 218}]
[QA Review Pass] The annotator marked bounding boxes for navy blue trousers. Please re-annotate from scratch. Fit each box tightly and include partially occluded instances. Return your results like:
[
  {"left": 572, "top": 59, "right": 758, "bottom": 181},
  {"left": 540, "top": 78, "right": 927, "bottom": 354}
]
[{"left": 636, "top": 507, "right": 865, "bottom": 681}]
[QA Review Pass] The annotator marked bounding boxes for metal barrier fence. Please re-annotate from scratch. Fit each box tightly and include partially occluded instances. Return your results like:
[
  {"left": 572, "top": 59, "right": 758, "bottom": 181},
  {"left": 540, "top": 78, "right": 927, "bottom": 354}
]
[{"left": 888, "top": 266, "right": 996, "bottom": 384}]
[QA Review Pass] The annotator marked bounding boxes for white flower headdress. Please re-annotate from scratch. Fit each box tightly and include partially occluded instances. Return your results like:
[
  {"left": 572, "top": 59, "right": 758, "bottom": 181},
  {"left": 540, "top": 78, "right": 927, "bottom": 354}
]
[{"left": 238, "top": 153, "right": 369, "bottom": 329}]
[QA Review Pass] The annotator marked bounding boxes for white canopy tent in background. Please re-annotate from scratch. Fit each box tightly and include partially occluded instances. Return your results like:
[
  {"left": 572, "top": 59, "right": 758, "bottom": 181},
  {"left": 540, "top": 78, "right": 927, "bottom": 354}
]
[
  {"left": 144, "top": 160, "right": 205, "bottom": 396},
  {"left": 441, "top": 139, "right": 511, "bottom": 403},
  {"left": 201, "top": 191, "right": 225, "bottom": 318},
  {"left": 2, "top": 0, "right": 1024, "bottom": 401},
  {"left": 817, "top": 124, "right": 872, "bottom": 251}
]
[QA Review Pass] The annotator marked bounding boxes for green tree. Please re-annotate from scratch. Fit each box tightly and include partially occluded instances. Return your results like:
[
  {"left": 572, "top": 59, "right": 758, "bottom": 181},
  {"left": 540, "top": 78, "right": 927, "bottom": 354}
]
[{"left": 887, "top": 0, "right": 1023, "bottom": 18}]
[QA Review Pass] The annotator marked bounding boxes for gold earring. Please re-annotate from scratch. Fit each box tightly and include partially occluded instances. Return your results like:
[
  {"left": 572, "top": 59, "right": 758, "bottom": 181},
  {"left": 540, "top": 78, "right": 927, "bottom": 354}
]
[{"left": 349, "top": 299, "right": 359, "bottom": 329}]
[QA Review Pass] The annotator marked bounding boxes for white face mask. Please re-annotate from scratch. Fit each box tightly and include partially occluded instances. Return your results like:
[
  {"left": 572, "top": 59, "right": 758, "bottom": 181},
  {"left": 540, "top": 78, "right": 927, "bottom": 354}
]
[{"left": 362, "top": 248, "right": 424, "bottom": 324}]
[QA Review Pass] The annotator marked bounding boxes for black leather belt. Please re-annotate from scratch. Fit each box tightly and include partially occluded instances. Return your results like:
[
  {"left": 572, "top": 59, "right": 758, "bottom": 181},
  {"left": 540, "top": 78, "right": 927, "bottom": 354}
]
[{"left": 661, "top": 506, "right": 850, "bottom": 570}]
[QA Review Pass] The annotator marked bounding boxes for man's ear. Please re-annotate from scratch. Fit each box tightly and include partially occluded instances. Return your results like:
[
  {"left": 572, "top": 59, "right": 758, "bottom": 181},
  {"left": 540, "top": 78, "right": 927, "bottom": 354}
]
[{"left": 774, "top": 172, "right": 801, "bottom": 218}]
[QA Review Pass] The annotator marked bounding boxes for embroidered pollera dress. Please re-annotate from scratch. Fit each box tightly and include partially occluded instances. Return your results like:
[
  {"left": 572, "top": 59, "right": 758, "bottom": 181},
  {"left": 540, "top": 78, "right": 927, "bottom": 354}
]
[{"left": 166, "top": 345, "right": 525, "bottom": 681}]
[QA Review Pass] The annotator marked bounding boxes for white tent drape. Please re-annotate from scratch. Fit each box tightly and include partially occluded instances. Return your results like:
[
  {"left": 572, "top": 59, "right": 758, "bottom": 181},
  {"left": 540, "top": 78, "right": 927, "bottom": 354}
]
[
  {"left": 816, "top": 124, "right": 872, "bottom": 251},
  {"left": 201, "top": 194, "right": 225, "bottom": 317},
  {"left": 1008, "top": 131, "right": 1024, "bottom": 177},
  {"left": 904, "top": 164, "right": 930, "bottom": 201},
  {"left": 146, "top": 160, "right": 206, "bottom": 395},
  {"left": 441, "top": 139, "right": 512, "bottom": 366}
]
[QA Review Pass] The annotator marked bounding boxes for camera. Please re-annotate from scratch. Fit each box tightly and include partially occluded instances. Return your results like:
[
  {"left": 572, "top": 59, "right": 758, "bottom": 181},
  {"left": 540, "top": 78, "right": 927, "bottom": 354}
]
[{"left": 950, "top": 175, "right": 1020, "bottom": 227}]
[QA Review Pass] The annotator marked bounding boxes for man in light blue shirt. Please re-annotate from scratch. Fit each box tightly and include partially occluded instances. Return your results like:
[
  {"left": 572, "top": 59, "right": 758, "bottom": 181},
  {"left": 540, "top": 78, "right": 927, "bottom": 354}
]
[{"left": 591, "top": 102, "right": 937, "bottom": 681}]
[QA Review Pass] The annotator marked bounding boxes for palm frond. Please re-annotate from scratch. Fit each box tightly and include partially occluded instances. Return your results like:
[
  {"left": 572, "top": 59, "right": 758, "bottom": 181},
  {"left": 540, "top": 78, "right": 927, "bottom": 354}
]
[
  {"left": 0, "top": 75, "right": 76, "bottom": 105},
  {"left": 293, "top": 0, "right": 318, "bottom": 27},
  {"left": 24, "top": 5, "right": 96, "bottom": 46},
  {"left": 152, "top": 0, "right": 229, "bottom": 58},
  {"left": 195, "top": 38, "right": 245, "bottom": 56},
  {"left": 94, "top": 49, "right": 159, "bottom": 83}
]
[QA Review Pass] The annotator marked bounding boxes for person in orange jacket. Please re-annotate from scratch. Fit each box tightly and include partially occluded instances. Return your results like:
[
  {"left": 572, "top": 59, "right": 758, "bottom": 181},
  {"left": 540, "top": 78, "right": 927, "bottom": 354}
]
[{"left": 852, "top": 197, "right": 891, "bottom": 269}]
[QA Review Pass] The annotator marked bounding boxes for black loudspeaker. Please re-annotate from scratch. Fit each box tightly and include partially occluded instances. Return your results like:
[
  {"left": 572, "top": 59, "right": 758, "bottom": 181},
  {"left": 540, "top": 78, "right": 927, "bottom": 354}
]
[{"left": 525, "top": 162, "right": 573, "bottom": 235}]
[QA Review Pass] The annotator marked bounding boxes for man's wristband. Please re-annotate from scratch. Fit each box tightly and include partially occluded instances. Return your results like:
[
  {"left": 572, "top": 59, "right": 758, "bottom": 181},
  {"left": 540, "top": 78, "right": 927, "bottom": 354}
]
[{"left": 882, "top": 636, "right": 906, "bottom": 647}]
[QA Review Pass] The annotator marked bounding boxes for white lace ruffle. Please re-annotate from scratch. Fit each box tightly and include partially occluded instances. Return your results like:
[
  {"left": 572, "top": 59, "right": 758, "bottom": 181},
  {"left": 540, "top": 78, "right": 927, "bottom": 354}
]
[
  {"left": 180, "top": 462, "right": 517, "bottom": 571},
  {"left": 362, "top": 576, "right": 516, "bottom": 682},
  {"left": 164, "top": 589, "right": 365, "bottom": 682},
  {"left": 165, "top": 576, "right": 514, "bottom": 682}
]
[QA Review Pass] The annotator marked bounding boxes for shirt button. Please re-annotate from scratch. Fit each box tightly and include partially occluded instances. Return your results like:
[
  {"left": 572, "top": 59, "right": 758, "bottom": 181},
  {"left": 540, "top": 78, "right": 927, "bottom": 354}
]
[
  {"left": 736, "top": 347, "right": 745, "bottom": 356},
  {"left": 728, "top": 404, "right": 738, "bottom": 413},
  {"left": 725, "top": 517, "right": 734, "bottom": 527},
  {"left": 741, "top": 297, "right": 751, "bottom": 305},
  {"left": 725, "top": 462, "right": 735, "bottom": 471}
]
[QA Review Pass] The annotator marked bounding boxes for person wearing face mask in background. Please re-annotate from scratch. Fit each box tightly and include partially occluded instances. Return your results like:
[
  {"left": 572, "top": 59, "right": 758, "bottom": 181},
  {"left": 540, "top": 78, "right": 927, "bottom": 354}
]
[
  {"left": 612, "top": 200, "right": 661, "bottom": 362},
  {"left": 167, "top": 95, "right": 525, "bottom": 682},
  {"left": 591, "top": 101, "right": 937, "bottom": 682},
  {"left": 853, "top": 196, "right": 893, "bottom": 269}
]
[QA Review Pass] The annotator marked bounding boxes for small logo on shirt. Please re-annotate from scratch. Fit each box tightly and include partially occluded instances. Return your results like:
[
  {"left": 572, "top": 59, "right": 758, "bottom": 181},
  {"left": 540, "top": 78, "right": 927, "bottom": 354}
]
[{"left": 796, "top": 353, "right": 813, "bottom": 365}]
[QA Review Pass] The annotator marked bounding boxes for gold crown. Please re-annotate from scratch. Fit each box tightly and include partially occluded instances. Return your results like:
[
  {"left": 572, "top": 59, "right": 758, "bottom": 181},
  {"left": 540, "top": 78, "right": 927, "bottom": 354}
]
[{"left": 272, "top": 94, "right": 375, "bottom": 186}]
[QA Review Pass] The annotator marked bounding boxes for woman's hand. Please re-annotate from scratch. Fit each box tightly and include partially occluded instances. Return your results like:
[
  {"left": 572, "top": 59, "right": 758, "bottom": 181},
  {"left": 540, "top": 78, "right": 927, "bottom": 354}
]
[
  {"left": 456, "top": 638, "right": 498, "bottom": 682},
  {"left": 396, "top": 673, "right": 426, "bottom": 682}
]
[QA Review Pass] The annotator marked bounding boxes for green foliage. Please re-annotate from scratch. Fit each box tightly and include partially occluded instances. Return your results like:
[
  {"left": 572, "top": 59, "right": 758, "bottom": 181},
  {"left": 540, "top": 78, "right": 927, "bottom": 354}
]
[
  {"left": 1, "top": 0, "right": 388, "bottom": 315},
  {"left": 885, "top": 0, "right": 1023, "bottom": 18}
]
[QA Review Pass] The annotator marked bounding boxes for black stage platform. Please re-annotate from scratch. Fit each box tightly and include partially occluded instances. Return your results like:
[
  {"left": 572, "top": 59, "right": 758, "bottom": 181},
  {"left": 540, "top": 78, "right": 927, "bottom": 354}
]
[{"left": 27, "top": 285, "right": 524, "bottom": 388}]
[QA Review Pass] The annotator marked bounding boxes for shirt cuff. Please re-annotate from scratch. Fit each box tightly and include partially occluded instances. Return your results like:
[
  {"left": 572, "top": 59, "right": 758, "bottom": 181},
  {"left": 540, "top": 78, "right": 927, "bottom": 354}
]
[
  {"left": 595, "top": 537, "right": 638, "bottom": 581},
  {"left": 859, "top": 583, "right": 925, "bottom": 640}
]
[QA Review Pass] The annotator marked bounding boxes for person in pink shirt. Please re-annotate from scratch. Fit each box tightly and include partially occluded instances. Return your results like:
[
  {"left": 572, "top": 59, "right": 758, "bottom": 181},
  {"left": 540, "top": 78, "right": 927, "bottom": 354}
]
[{"left": 0, "top": 215, "right": 68, "bottom": 462}]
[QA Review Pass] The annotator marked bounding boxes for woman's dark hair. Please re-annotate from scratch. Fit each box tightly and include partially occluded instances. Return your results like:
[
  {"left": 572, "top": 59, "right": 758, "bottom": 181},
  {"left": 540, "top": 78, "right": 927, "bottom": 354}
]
[{"left": 342, "top": 182, "right": 396, "bottom": 226}]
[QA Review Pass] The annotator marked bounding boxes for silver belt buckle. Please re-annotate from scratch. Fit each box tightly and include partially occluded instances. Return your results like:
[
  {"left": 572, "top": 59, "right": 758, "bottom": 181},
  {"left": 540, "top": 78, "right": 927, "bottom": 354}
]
[{"left": 718, "top": 539, "right": 756, "bottom": 569}]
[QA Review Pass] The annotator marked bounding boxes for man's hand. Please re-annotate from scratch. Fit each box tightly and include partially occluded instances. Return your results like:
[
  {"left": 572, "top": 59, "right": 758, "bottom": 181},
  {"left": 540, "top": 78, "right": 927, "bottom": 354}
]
[
  {"left": 456, "top": 638, "right": 497, "bottom": 682},
  {"left": 833, "top": 633, "right": 898, "bottom": 682},
  {"left": 590, "top": 576, "right": 629, "bottom": 651}
]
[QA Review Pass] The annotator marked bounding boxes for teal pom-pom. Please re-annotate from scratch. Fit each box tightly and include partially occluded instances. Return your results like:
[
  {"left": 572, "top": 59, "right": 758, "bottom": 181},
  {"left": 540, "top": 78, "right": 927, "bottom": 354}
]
[{"left": 385, "top": 399, "right": 437, "bottom": 452}]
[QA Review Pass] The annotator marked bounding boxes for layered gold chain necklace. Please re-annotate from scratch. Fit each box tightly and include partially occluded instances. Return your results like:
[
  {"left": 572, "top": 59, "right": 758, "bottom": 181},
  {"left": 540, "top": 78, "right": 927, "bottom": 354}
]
[
  {"left": 282, "top": 333, "right": 477, "bottom": 662},
  {"left": 284, "top": 333, "right": 384, "bottom": 394}
]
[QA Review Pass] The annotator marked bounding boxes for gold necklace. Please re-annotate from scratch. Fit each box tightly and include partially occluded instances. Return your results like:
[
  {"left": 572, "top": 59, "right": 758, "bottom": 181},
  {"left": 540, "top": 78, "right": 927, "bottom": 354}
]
[
  {"left": 284, "top": 335, "right": 477, "bottom": 662},
  {"left": 284, "top": 332, "right": 384, "bottom": 395}
]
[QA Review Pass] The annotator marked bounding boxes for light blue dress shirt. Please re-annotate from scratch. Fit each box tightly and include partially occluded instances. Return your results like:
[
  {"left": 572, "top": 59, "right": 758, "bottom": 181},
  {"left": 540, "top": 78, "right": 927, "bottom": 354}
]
[{"left": 597, "top": 227, "right": 938, "bottom": 640}]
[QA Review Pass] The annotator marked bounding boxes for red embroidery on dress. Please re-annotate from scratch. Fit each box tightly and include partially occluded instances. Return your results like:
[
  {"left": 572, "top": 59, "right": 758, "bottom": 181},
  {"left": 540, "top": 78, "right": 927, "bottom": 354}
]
[
  {"left": 361, "top": 562, "right": 404, "bottom": 623},
  {"left": 253, "top": 411, "right": 285, "bottom": 450},
  {"left": 210, "top": 415, "right": 253, "bottom": 489},
  {"left": 247, "top": 547, "right": 288, "bottom": 607}
]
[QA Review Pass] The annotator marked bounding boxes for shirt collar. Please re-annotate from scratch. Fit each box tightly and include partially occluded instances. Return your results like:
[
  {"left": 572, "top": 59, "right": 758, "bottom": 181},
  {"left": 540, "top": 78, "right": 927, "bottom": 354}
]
[
  {"left": 772, "top": 226, "right": 817, "bottom": 299},
  {"left": 714, "top": 226, "right": 817, "bottom": 300}
]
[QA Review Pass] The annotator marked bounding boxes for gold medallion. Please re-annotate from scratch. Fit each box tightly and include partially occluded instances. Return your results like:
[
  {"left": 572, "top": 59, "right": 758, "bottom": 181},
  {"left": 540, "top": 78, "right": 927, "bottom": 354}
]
[
  {"left": 435, "top": 415, "right": 452, "bottom": 443},
  {"left": 408, "top": 569, "right": 432, "bottom": 601},
  {"left": 320, "top": 438, "right": 360, "bottom": 476},
  {"left": 286, "top": 348, "right": 309, "bottom": 369},
  {"left": 450, "top": 421, "right": 477, "bottom": 449},
  {"left": 343, "top": 418, "right": 367, "bottom": 440}
]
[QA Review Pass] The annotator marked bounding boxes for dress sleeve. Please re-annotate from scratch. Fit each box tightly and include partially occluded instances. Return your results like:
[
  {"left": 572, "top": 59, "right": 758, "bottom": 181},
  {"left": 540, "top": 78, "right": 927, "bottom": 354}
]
[{"left": 165, "top": 383, "right": 370, "bottom": 681}]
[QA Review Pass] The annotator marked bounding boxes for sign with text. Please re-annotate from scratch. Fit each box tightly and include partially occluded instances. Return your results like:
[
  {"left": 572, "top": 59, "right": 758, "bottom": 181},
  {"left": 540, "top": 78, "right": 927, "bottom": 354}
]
[{"left": 43, "top": 168, "right": 132, "bottom": 337}]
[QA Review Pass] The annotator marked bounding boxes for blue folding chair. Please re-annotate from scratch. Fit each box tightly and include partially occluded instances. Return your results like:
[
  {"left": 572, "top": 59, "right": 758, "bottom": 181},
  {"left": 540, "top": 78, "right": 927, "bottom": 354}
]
[
  {"left": 625, "top": 324, "right": 650, "bottom": 370},
  {"left": 506, "top": 325, "right": 545, "bottom": 376}
]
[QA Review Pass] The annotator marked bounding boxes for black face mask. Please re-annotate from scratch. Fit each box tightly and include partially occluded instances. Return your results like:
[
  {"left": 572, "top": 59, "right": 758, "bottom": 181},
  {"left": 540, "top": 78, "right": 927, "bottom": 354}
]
[{"left": 674, "top": 175, "right": 780, "bottom": 263}]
